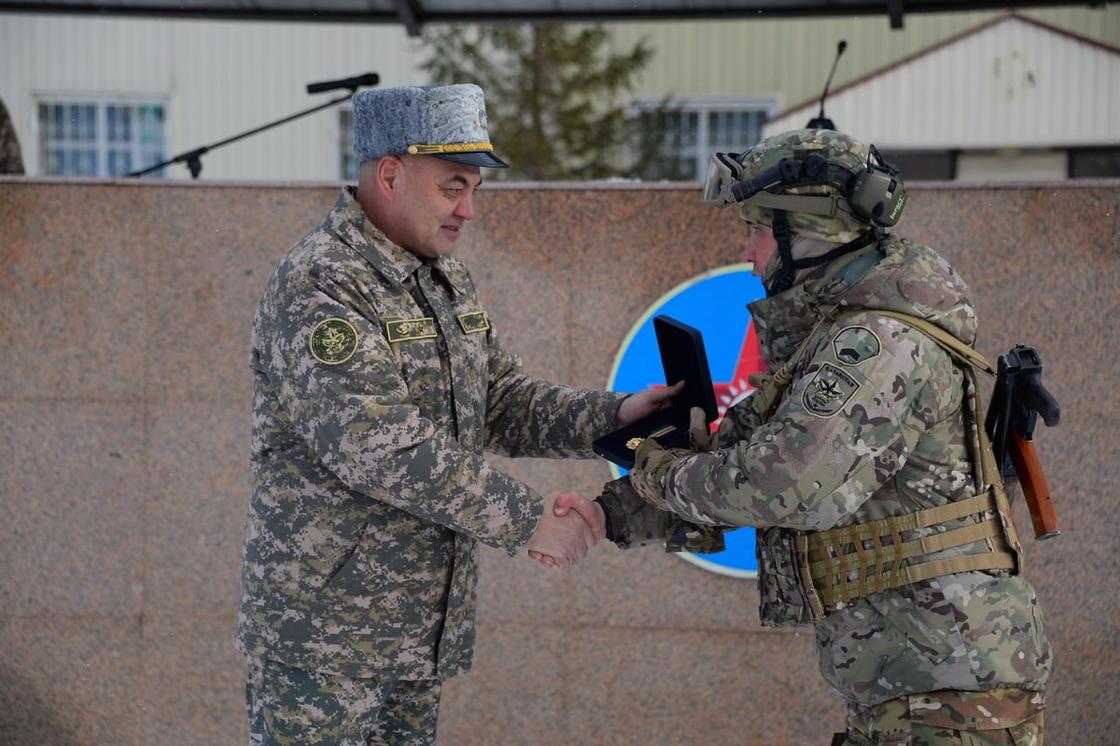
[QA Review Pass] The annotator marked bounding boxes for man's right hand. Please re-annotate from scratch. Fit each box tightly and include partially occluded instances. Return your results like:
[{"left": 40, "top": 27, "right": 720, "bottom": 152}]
[
  {"left": 525, "top": 493, "right": 600, "bottom": 569},
  {"left": 549, "top": 494, "right": 606, "bottom": 538}
]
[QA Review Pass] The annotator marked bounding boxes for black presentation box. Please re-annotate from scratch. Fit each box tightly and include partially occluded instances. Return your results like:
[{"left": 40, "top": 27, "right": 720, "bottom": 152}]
[{"left": 593, "top": 315, "right": 719, "bottom": 470}]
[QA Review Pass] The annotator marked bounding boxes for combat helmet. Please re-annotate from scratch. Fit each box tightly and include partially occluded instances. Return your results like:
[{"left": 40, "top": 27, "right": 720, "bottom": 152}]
[{"left": 702, "top": 128, "right": 906, "bottom": 294}]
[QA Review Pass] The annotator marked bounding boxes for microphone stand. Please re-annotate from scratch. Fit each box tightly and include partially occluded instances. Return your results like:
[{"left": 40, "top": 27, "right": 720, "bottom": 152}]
[{"left": 128, "top": 72, "right": 379, "bottom": 179}]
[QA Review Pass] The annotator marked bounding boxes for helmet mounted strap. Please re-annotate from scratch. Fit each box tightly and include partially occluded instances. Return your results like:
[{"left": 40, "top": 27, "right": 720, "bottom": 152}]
[{"left": 768, "top": 210, "right": 796, "bottom": 296}]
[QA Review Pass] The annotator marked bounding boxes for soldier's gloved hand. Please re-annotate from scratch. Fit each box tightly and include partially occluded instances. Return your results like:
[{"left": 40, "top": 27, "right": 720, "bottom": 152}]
[
  {"left": 628, "top": 438, "right": 688, "bottom": 510},
  {"left": 594, "top": 475, "right": 728, "bottom": 553},
  {"left": 591, "top": 478, "right": 631, "bottom": 544},
  {"left": 688, "top": 406, "right": 718, "bottom": 453}
]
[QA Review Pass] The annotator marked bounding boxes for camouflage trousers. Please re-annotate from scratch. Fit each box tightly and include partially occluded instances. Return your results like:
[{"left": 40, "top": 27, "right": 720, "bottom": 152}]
[
  {"left": 835, "top": 689, "right": 1045, "bottom": 745},
  {"left": 245, "top": 657, "right": 441, "bottom": 746}
]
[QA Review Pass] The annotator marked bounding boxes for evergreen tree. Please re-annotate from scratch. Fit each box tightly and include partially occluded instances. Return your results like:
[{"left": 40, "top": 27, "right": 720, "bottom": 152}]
[{"left": 421, "top": 24, "right": 657, "bottom": 180}]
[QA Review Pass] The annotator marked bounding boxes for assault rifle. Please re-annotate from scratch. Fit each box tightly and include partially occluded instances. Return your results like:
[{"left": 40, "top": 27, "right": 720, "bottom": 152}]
[{"left": 984, "top": 345, "right": 1062, "bottom": 540}]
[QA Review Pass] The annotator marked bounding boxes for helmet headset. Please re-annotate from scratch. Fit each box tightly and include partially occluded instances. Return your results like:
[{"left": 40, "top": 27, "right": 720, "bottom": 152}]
[
  {"left": 703, "top": 145, "right": 906, "bottom": 228},
  {"left": 702, "top": 137, "right": 907, "bottom": 295}
]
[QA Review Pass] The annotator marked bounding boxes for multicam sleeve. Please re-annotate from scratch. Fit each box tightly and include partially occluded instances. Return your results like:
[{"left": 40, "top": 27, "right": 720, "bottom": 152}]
[
  {"left": 657, "top": 316, "right": 937, "bottom": 531},
  {"left": 483, "top": 328, "right": 627, "bottom": 458},
  {"left": 265, "top": 266, "right": 541, "bottom": 555},
  {"left": 715, "top": 391, "right": 765, "bottom": 449}
]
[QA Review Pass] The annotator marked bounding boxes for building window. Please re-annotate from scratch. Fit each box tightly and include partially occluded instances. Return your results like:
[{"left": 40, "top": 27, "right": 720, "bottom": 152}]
[
  {"left": 631, "top": 99, "right": 776, "bottom": 181},
  {"left": 340, "top": 108, "right": 358, "bottom": 181},
  {"left": 1069, "top": 147, "right": 1120, "bottom": 179},
  {"left": 879, "top": 150, "right": 957, "bottom": 181},
  {"left": 38, "top": 99, "right": 166, "bottom": 177},
  {"left": 956, "top": 150, "right": 1066, "bottom": 183}
]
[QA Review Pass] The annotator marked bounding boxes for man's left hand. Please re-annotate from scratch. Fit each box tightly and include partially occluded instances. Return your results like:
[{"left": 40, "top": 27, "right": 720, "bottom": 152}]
[{"left": 617, "top": 380, "right": 685, "bottom": 426}]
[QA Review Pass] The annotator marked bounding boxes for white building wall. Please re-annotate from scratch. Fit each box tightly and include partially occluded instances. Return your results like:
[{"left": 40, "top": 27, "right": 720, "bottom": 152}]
[
  {"left": 1, "top": 15, "right": 425, "bottom": 180},
  {"left": 763, "top": 16, "right": 1120, "bottom": 150},
  {"left": 2, "top": 8, "right": 1118, "bottom": 181},
  {"left": 608, "top": 8, "right": 1120, "bottom": 115}
]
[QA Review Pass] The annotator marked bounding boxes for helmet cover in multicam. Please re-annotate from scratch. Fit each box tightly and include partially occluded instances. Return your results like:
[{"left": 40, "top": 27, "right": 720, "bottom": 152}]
[{"left": 737, "top": 129, "right": 873, "bottom": 243}]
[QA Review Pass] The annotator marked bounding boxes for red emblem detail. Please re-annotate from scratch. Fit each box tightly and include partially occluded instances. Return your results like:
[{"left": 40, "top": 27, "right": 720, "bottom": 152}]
[{"left": 711, "top": 321, "right": 767, "bottom": 428}]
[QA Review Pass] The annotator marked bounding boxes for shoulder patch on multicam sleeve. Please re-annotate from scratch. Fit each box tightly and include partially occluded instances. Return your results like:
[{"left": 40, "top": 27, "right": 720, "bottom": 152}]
[
  {"left": 309, "top": 317, "right": 359, "bottom": 364},
  {"left": 832, "top": 325, "right": 881, "bottom": 366},
  {"left": 802, "top": 362, "right": 861, "bottom": 417}
]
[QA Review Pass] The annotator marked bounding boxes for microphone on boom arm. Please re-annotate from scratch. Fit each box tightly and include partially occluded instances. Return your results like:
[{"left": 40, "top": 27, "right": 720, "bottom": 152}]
[
  {"left": 306, "top": 73, "right": 381, "bottom": 94},
  {"left": 128, "top": 72, "right": 380, "bottom": 179},
  {"left": 806, "top": 41, "right": 847, "bottom": 130}
]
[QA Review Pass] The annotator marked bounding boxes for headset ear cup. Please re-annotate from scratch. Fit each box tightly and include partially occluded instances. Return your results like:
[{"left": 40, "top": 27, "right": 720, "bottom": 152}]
[{"left": 848, "top": 168, "right": 902, "bottom": 225}]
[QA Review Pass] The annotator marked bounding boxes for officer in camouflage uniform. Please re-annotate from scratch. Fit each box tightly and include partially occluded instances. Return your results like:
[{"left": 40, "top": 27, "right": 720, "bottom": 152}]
[
  {"left": 236, "top": 84, "right": 672, "bottom": 745},
  {"left": 0, "top": 97, "right": 25, "bottom": 175},
  {"left": 587, "top": 129, "right": 1053, "bottom": 744}
]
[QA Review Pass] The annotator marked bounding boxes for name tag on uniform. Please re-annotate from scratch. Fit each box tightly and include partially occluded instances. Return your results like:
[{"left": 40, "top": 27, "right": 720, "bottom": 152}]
[
  {"left": 385, "top": 317, "right": 437, "bottom": 343},
  {"left": 457, "top": 311, "right": 490, "bottom": 334}
]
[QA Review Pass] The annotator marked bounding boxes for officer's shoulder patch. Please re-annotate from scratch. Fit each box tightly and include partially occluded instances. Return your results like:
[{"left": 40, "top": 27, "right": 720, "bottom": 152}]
[
  {"left": 310, "top": 317, "right": 359, "bottom": 365},
  {"left": 385, "top": 317, "right": 438, "bottom": 343},
  {"left": 802, "top": 362, "right": 860, "bottom": 418},
  {"left": 457, "top": 310, "right": 490, "bottom": 334},
  {"left": 832, "top": 325, "right": 881, "bottom": 366}
]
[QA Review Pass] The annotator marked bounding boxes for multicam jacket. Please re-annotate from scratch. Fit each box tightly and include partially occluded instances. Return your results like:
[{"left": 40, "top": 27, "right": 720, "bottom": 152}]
[
  {"left": 607, "top": 237, "right": 1052, "bottom": 707},
  {"left": 236, "top": 188, "right": 624, "bottom": 680}
]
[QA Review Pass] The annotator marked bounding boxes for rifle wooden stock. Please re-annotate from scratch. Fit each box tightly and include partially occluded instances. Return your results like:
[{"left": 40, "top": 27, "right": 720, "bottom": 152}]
[{"left": 1008, "top": 432, "right": 1061, "bottom": 540}]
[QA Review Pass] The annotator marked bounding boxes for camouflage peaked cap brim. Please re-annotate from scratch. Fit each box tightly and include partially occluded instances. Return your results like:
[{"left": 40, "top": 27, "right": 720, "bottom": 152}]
[{"left": 738, "top": 128, "right": 871, "bottom": 243}]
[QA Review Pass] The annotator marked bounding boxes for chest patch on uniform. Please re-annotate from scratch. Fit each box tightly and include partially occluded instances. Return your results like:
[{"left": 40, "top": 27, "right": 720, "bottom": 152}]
[
  {"left": 832, "top": 325, "right": 881, "bottom": 366},
  {"left": 457, "top": 311, "right": 490, "bottom": 334},
  {"left": 385, "top": 317, "right": 437, "bottom": 343},
  {"left": 310, "top": 318, "right": 359, "bottom": 365},
  {"left": 803, "top": 363, "right": 860, "bottom": 418}
]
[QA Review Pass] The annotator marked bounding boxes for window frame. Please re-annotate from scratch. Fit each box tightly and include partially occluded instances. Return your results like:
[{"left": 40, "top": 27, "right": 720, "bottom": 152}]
[
  {"left": 1068, "top": 146, "right": 1120, "bottom": 179},
  {"left": 630, "top": 96, "right": 779, "bottom": 181},
  {"left": 339, "top": 105, "right": 358, "bottom": 182},
  {"left": 35, "top": 95, "right": 169, "bottom": 178},
  {"left": 877, "top": 149, "right": 959, "bottom": 182}
]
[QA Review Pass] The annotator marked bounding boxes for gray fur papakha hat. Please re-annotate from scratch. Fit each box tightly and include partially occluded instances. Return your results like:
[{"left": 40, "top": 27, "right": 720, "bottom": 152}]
[{"left": 352, "top": 83, "right": 508, "bottom": 168}]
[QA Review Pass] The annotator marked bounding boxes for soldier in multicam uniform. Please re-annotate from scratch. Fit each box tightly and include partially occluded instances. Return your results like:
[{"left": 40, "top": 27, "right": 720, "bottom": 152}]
[
  {"left": 563, "top": 129, "right": 1053, "bottom": 744},
  {"left": 235, "top": 84, "right": 675, "bottom": 745}
]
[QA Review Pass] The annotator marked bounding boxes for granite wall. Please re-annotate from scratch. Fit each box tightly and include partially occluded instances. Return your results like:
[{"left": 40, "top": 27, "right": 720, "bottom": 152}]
[{"left": 1, "top": 177, "right": 1117, "bottom": 745}]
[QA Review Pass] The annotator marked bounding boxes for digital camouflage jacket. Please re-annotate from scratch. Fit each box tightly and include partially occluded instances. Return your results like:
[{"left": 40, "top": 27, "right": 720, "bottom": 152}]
[
  {"left": 605, "top": 236, "right": 1052, "bottom": 707},
  {"left": 236, "top": 188, "right": 624, "bottom": 680}
]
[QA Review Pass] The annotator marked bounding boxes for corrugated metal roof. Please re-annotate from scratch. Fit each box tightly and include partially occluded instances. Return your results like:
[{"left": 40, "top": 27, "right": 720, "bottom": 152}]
[
  {"left": 0, "top": 0, "right": 1108, "bottom": 34},
  {"left": 763, "top": 13, "right": 1120, "bottom": 148}
]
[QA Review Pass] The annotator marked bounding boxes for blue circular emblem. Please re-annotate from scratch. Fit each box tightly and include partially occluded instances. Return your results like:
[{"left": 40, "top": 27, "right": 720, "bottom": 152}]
[{"left": 607, "top": 264, "right": 767, "bottom": 578}]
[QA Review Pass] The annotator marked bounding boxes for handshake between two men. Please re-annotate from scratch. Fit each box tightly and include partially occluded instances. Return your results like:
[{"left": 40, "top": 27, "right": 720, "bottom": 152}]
[{"left": 524, "top": 381, "right": 686, "bottom": 570}]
